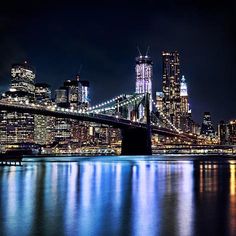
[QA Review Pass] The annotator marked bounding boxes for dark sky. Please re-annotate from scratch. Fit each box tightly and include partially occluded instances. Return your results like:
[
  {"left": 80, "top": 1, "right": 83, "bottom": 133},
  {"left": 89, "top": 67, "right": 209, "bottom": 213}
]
[{"left": 0, "top": 0, "right": 235, "bottom": 124}]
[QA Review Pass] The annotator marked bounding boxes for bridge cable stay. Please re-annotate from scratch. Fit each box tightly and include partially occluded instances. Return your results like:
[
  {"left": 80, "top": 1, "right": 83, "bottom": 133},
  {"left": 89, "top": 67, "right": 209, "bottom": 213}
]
[{"left": 151, "top": 100, "right": 181, "bottom": 133}]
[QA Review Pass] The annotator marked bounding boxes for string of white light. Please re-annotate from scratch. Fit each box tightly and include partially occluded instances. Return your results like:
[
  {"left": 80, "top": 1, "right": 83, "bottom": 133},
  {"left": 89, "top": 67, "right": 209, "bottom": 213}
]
[
  {"left": 88, "top": 94, "right": 144, "bottom": 113},
  {"left": 86, "top": 94, "right": 125, "bottom": 111},
  {"left": 152, "top": 100, "right": 181, "bottom": 133}
]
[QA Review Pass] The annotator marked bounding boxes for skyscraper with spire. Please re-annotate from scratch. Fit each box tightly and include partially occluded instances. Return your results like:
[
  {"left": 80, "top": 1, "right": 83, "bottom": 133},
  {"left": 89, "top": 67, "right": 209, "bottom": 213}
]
[
  {"left": 135, "top": 48, "right": 153, "bottom": 119},
  {"left": 180, "top": 75, "right": 192, "bottom": 132},
  {"left": 180, "top": 75, "right": 190, "bottom": 115}
]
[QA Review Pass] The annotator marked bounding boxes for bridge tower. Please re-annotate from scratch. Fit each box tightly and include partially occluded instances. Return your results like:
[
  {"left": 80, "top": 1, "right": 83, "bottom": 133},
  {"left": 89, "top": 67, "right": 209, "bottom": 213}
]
[{"left": 121, "top": 93, "right": 152, "bottom": 155}]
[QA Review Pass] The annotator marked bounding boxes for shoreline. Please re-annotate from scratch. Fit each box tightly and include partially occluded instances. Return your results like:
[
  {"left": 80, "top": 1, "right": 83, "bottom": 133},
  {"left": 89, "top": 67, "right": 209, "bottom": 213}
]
[{"left": 20, "top": 154, "right": 236, "bottom": 163}]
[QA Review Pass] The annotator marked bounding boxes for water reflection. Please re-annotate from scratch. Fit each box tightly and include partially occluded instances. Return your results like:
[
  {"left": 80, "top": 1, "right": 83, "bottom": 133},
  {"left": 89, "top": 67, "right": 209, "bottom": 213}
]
[{"left": 0, "top": 158, "right": 235, "bottom": 236}]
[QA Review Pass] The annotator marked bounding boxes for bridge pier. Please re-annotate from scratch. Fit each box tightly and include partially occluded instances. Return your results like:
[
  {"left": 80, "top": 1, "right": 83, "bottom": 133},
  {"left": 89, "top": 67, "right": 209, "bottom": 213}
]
[{"left": 121, "top": 127, "right": 152, "bottom": 155}]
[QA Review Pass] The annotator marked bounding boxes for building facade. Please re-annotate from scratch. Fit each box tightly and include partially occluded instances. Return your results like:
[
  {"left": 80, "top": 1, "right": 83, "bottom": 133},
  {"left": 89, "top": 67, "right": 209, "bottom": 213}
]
[
  {"left": 156, "top": 92, "right": 164, "bottom": 113},
  {"left": 218, "top": 120, "right": 236, "bottom": 145},
  {"left": 0, "top": 62, "right": 35, "bottom": 150},
  {"left": 200, "top": 112, "right": 215, "bottom": 138},
  {"left": 179, "top": 75, "right": 192, "bottom": 132},
  {"left": 162, "top": 51, "right": 181, "bottom": 128},
  {"left": 135, "top": 54, "right": 153, "bottom": 119},
  {"left": 34, "top": 83, "right": 55, "bottom": 145}
]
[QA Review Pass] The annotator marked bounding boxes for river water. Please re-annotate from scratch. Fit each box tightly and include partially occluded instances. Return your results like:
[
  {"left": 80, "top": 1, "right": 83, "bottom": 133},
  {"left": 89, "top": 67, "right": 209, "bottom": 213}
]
[{"left": 0, "top": 156, "right": 235, "bottom": 236}]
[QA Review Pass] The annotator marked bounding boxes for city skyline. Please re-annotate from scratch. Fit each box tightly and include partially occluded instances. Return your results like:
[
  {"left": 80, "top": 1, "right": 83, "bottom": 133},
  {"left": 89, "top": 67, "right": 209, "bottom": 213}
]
[{"left": 0, "top": 0, "right": 235, "bottom": 124}]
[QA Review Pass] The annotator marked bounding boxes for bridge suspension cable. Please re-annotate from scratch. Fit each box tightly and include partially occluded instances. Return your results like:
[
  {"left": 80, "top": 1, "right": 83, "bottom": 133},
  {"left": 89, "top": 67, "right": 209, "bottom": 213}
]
[
  {"left": 87, "top": 94, "right": 145, "bottom": 114},
  {"left": 151, "top": 100, "right": 181, "bottom": 134},
  {"left": 86, "top": 94, "right": 125, "bottom": 112}
]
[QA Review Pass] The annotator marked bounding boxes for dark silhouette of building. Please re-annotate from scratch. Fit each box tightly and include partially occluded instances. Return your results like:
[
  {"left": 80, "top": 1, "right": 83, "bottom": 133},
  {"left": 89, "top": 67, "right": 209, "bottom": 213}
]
[{"left": 200, "top": 112, "right": 215, "bottom": 137}]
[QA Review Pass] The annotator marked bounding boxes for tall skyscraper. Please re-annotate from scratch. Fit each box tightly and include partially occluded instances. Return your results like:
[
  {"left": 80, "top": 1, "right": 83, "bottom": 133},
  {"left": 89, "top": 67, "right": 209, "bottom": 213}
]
[
  {"left": 162, "top": 51, "right": 181, "bottom": 128},
  {"left": 64, "top": 79, "right": 80, "bottom": 109},
  {"left": 34, "top": 83, "right": 55, "bottom": 145},
  {"left": 11, "top": 62, "right": 35, "bottom": 100},
  {"left": 180, "top": 75, "right": 190, "bottom": 114},
  {"left": 54, "top": 75, "right": 90, "bottom": 151},
  {"left": 180, "top": 75, "right": 192, "bottom": 132},
  {"left": 63, "top": 75, "right": 90, "bottom": 110},
  {"left": 200, "top": 112, "right": 215, "bottom": 137},
  {"left": 0, "top": 62, "right": 35, "bottom": 149},
  {"left": 55, "top": 87, "right": 68, "bottom": 107},
  {"left": 218, "top": 121, "right": 228, "bottom": 145},
  {"left": 218, "top": 120, "right": 236, "bottom": 145},
  {"left": 80, "top": 80, "right": 90, "bottom": 109},
  {"left": 135, "top": 53, "right": 153, "bottom": 119},
  {"left": 55, "top": 85, "right": 71, "bottom": 145},
  {"left": 35, "top": 83, "right": 51, "bottom": 104},
  {"left": 228, "top": 120, "right": 236, "bottom": 144}
]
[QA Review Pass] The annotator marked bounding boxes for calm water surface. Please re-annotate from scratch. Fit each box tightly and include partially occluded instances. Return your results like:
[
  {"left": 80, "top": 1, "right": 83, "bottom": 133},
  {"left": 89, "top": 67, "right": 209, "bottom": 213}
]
[{"left": 0, "top": 156, "right": 235, "bottom": 236}]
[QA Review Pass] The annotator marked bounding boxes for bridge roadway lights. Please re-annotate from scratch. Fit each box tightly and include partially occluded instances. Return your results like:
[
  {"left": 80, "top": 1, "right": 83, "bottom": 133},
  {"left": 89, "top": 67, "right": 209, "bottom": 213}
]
[{"left": 121, "top": 127, "right": 152, "bottom": 155}]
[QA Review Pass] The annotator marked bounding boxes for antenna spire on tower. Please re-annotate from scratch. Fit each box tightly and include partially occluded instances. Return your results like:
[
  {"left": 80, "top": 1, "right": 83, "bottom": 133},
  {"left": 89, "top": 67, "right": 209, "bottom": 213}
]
[
  {"left": 137, "top": 46, "right": 142, "bottom": 56},
  {"left": 145, "top": 46, "right": 150, "bottom": 57}
]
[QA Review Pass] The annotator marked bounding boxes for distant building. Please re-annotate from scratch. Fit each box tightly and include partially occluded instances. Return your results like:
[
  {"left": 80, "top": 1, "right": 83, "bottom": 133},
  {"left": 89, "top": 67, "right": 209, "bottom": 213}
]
[
  {"left": 34, "top": 83, "right": 55, "bottom": 145},
  {"left": 0, "top": 62, "right": 35, "bottom": 148},
  {"left": 162, "top": 51, "right": 181, "bottom": 128},
  {"left": 55, "top": 86, "right": 68, "bottom": 107},
  {"left": 156, "top": 92, "right": 164, "bottom": 113},
  {"left": 180, "top": 75, "right": 190, "bottom": 114},
  {"left": 0, "top": 91, "right": 34, "bottom": 146},
  {"left": 180, "top": 75, "right": 192, "bottom": 132},
  {"left": 54, "top": 75, "right": 90, "bottom": 150},
  {"left": 54, "top": 86, "right": 71, "bottom": 145},
  {"left": 63, "top": 75, "right": 90, "bottom": 110},
  {"left": 11, "top": 62, "right": 35, "bottom": 100},
  {"left": 200, "top": 112, "right": 215, "bottom": 137},
  {"left": 80, "top": 80, "right": 90, "bottom": 109},
  {"left": 228, "top": 120, "right": 236, "bottom": 144},
  {"left": 135, "top": 53, "right": 153, "bottom": 119},
  {"left": 218, "top": 121, "right": 228, "bottom": 145},
  {"left": 218, "top": 120, "right": 236, "bottom": 145},
  {"left": 64, "top": 79, "right": 80, "bottom": 109},
  {"left": 35, "top": 83, "right": 51, "bottom": 104}
]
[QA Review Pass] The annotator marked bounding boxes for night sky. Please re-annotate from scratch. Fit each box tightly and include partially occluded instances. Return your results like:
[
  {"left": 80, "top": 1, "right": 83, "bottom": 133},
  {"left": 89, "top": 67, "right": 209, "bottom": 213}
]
[{"left": 0, "top": 0, "right": 235, "bottom": 124}]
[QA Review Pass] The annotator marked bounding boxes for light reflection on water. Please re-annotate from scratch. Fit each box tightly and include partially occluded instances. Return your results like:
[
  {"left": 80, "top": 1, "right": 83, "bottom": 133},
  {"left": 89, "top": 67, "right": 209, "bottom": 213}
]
[{"left": 0, "top": 156, "right": 235, "bottom": 236}]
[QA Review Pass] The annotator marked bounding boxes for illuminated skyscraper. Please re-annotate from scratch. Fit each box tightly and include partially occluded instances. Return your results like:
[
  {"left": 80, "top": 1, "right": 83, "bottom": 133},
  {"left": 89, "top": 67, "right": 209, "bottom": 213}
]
[
  {"left": 64, "top": 79, "right": 80, "bottom": 109},
  {"left": 54, "top": 75, "right": 90, "bottom": 150},
  {"left": 55, "top": 87, "right": 68, "bottom": 107},
  {"left": 180, "top": 75, "right": 190, "bottom": 114},
  {"left": 80, "top": 80, "right": 90, "bottom": 109},
  {"left": 34, "top": 83, "right": 55, "bottom": 145},
  {"left": 35, "top": 83, "right": 51, "bottom": 104},
  {"left": 63, "top": 75, "right": 90, "bottom": 110},
  {"left": 156, "top": 92, "right": 164, "bottom": 112},
  {"left": 200, "top": 112, "right": 215, "bottom": 137},
  {"left": 218, "top": 121, "right": 228, "bottom": 145},
  {"left": 135, "top": 53, "right": 153, "bottom": 119},
  {"left": 55, "top": 85, "right": 71, "bottom": 145},
  {"left": 227, "top": 120, "right": 236, "bottom": 144},
  {"left": 0, "top": 91, "right": 34, "bottom": 146},
  {"left": 218, "top": 120, "right": 236, "bottom": 145},
  {"left": 179, "top": 75, "right": 192, "bottom": 132},
  {"left": 0, "top": 62, "right": 35, "bottom": 149},
  {"left": 162, "top": 51, "right": 181, "bottom": 128},
  {"left": 11, "top": 62, "right": 35, "bottom": 100}
]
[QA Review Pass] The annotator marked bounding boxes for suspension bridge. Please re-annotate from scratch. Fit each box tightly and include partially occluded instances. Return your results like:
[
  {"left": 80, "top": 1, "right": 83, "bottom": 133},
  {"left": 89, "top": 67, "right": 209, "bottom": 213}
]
[{"left": 0, "top": 93, "right": 196, "bottom": 155}]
